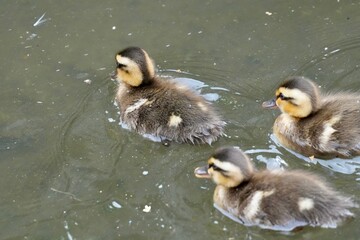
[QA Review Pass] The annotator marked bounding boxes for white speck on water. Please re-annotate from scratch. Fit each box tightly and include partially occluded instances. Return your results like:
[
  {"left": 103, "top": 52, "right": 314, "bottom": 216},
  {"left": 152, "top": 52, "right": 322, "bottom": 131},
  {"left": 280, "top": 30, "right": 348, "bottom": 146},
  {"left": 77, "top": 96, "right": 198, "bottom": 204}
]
[
  {"left": 128, "top": 33, "right": 132, "bottom": 36},
  {"left": 214, "top": 220, "right": 219, "bottom": 224},
  {"left": 143, "top": 205, "right": 151, "bottom": 212},
  {"left": 108, "top": 118, "right": 116, "bottom": 123},
  {"left": 265, "top": 11, "right": 272, "bottom": 15},
  {"left": 111, "top": 200, "right": 122, "bottom": 209},
  {"left": 324, "top": 47, "right": 328, "bottom": 50},
  {"left": 64, "top": 221, "right": 69, "bottom": 230},
  {"left": 84, "top": 79, "right": 91, "bottom": 84},
  {"left": 187, "top": 32, "right": 192, "bottom": 35},
  {"left": 56, "top": 69, "right": 60, "bottom": 72},
  {"left": 142, "top": 171, "right": 149, "bottom": 176},
  {"left": 105, "top": 111, "right": 109, "bottom": 114},
  {"left": 37, "top": 101, "right": 43, "bottom": 104},
  {"left": 198, "top": 30, "right": 203, "bottom": 34},
  {"left": 26, "top": 33, "right": 37, "bottom": 41},
  {"left": 158, "top": 184, "right": 163, "bottom": 189},
  {"left": 166, "top": 44, "right": 170, "bottom": 47},
  {"left": 112, "top": 26, "right": 116, "bottom": 30}
]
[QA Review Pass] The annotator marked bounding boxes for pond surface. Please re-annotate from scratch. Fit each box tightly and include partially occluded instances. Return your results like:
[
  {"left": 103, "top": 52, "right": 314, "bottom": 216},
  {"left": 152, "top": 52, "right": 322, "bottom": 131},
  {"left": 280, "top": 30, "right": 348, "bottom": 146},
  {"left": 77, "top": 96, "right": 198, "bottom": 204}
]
[{"left": 1, "top": 1, "right": 360, "bottom": 239}]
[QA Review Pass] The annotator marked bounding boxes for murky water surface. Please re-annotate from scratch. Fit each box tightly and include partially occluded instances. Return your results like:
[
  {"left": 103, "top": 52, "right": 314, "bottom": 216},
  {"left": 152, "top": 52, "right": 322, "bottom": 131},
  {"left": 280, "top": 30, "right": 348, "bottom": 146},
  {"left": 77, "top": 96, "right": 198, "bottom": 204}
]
[{"left": 1, "top": 1, "right": 360, "bottom": 239}]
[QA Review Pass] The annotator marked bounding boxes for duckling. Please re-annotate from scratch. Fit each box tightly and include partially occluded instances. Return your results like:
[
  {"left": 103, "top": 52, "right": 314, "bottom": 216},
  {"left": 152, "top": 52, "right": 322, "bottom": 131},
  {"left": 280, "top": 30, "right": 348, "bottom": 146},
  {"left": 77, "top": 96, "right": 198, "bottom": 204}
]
[
  {"left": 113, "top": 47, "right": 225, "bottom": 144},
  {"left": 262, "top": 76, "right": 360, "bottom": 158},
  {"left": 194, "top": 147, "right": 357, "bottom": 230}
]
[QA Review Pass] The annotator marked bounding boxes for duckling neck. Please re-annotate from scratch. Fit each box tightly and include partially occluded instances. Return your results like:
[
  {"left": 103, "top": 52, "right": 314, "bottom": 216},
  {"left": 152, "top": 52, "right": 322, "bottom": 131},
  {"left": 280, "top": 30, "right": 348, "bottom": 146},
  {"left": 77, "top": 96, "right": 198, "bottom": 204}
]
[
  {"left": 124, "top": 77, "right": 155, "bottom": 88},
  {"left": 214, "top": 181, "right": 251, "bottom": 210},
  {"left": 141, "top": 77, "right": 155, "bottom": 86}
]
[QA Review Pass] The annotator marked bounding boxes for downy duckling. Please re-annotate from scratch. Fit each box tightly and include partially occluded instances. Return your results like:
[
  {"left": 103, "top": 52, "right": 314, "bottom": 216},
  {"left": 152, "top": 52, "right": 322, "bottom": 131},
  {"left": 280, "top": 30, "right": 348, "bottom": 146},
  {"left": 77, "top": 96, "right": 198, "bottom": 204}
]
[
  {"left": 194, "top": 147, "right": 357, "bottom": 231},
  {"left": 113, "top": 47, "right": 225, "bottom": 144},
  {"left": 262, "top": 76, "right": 360, "bottom": 158}
]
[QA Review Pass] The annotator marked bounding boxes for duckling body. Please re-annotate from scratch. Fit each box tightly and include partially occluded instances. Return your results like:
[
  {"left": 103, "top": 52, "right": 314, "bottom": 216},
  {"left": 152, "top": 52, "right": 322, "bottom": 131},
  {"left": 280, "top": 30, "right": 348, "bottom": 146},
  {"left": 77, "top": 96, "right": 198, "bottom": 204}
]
[
  {"left": 114, "top": 47, "right": 225, "bottom": 144},
  {"left": 194, "top": 147, "right": 357, "bottom": 230},
  {"left": 263, "top": 76, "right": 360, "bottom": 158}
]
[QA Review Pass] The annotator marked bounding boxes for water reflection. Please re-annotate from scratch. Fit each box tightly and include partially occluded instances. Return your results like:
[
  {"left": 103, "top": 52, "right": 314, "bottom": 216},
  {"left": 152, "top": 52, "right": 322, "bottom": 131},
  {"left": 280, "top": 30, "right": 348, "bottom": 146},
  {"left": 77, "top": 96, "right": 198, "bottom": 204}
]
[{"left": 269, "top": 134, "right": 360, "bottom": 175}]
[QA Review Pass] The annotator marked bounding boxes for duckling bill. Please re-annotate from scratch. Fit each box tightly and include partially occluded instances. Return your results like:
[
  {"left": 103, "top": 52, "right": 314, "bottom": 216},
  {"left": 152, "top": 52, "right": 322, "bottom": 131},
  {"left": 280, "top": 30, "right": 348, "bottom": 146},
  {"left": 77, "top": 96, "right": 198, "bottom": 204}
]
[
  {"left": 113, "top": 47, "right": 225, "bottom": 144},
  {"left": 195, "top": 147, "right": 357, "bottom": 231},
  {"left": 263, "top": 76, "right": 360, "bottom": 158}
]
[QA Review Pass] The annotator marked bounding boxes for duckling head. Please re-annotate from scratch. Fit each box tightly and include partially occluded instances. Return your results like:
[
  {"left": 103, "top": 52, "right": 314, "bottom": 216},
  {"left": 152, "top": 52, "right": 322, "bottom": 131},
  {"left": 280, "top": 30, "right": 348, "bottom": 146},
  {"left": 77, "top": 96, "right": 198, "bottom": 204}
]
[
  {"left": 194, "top": 147, "right": 254, "bottom": 188},
  {"left": 262, "top": 76, "right": 320, "bottom": 118},
  {"left": 115, "top": 47, "right": 155, "bottom": 87}
]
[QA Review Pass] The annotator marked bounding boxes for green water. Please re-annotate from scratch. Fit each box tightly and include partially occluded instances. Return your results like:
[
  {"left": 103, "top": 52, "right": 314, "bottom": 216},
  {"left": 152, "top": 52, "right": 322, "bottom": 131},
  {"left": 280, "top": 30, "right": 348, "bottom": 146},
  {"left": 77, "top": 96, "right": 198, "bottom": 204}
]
[{"left": 1, "top": 1, "right": 360, "bottom": 239}]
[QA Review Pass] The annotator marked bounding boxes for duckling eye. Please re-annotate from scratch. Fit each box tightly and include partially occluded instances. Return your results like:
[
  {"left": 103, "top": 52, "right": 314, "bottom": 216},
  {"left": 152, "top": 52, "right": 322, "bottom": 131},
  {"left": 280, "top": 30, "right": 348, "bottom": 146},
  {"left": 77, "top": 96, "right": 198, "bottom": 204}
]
[
  {"left": 117, "top": 63, "right": 127, "bottom": 69},
  {"left": 277, "top": 92, "right": 293, "bottom": 101},
  {"left": 278, "top": 93, "right": 285, "bottom": 100},
  {"left": 209, "top": 163, "right": 225, "bottom": 172}
]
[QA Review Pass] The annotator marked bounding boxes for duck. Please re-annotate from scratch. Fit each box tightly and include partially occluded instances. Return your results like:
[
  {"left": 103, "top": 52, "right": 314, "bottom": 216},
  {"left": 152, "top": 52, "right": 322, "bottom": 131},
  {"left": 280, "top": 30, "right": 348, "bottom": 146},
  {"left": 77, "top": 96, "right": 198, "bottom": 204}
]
[
  {"left": 262, "top": 76, "right": 360, "bottom": 158},
  {"left": 112, "top": 46, "right": 225, "bottom": 144},
  {"left": 194, "top": 147, "right": 357, "bottom": 231}
]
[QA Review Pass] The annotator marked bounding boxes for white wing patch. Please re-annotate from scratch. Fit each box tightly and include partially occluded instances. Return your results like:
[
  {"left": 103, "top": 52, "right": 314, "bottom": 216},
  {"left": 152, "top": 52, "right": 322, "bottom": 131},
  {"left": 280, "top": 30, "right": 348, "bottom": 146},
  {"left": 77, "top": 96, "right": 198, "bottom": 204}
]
[
  {"left": 298, "top": 197, "right": 314, "bottom": 212},
  {"left": 125, "top": 98, "right": 148, "bottom": 115},
  {"left": 243, "top": 189, "right": 275, "bottom": 220},
  {"left": 168, "top": 114, "right": 183, "bottom": 127},
  {"left": 197, "top": 102, "right": 208, "bottom": 112},
  {"left": 319, "top": 115, "right": 341, "bottom": 150}
]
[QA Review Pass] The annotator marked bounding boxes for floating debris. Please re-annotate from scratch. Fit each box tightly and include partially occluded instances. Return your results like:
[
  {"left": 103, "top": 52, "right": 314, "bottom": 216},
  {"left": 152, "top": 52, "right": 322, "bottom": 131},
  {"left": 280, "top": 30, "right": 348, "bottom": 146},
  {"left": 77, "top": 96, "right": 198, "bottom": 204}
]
[
  {"left": 50, "top": 187, "right": 81, "bottom": 201},
  {"left": 143, "top": 205, "right": 151, "bottom": 213},
  {"left": 33, "top": 13, "right": 47, "bottom": 27},
  {"left": 108, "top": 118, "right": 116, "bottom": 123},
  {"left": 26, "top": 33, "right": 37, "bottom": 41},
  {"left": 83, "top": 79, "right": 92, "bottom": 84},
  {"left": 111, "top": 200, "right": 122, "bottom": 209}
]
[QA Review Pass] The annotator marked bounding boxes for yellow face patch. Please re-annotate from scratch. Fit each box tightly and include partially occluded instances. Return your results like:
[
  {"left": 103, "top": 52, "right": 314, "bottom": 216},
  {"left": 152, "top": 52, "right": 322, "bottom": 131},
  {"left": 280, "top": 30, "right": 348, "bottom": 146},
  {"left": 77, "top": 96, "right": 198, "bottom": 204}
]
[
  {"left": 208, "top": 157, "right": 245, "bottom": 188},
  {"left": 276, "top": 87, "right": 312, "bottom": 118},
  {"left": 115, "top": 54, "right": 143, "bottom": 87}
]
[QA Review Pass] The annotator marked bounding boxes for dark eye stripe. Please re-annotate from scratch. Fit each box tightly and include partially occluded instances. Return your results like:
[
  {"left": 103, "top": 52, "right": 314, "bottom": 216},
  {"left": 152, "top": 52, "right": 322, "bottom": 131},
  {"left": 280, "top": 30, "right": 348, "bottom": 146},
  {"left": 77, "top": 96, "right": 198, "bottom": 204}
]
[
  {"left": 117, "top": 63, "right": 127, "bottom": 68},
  {"left": 209, "top": 163, "right": 227, "bottom": 172},
  {"left": 277, "top": 92, "right": 293, "bottom": 101}
]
